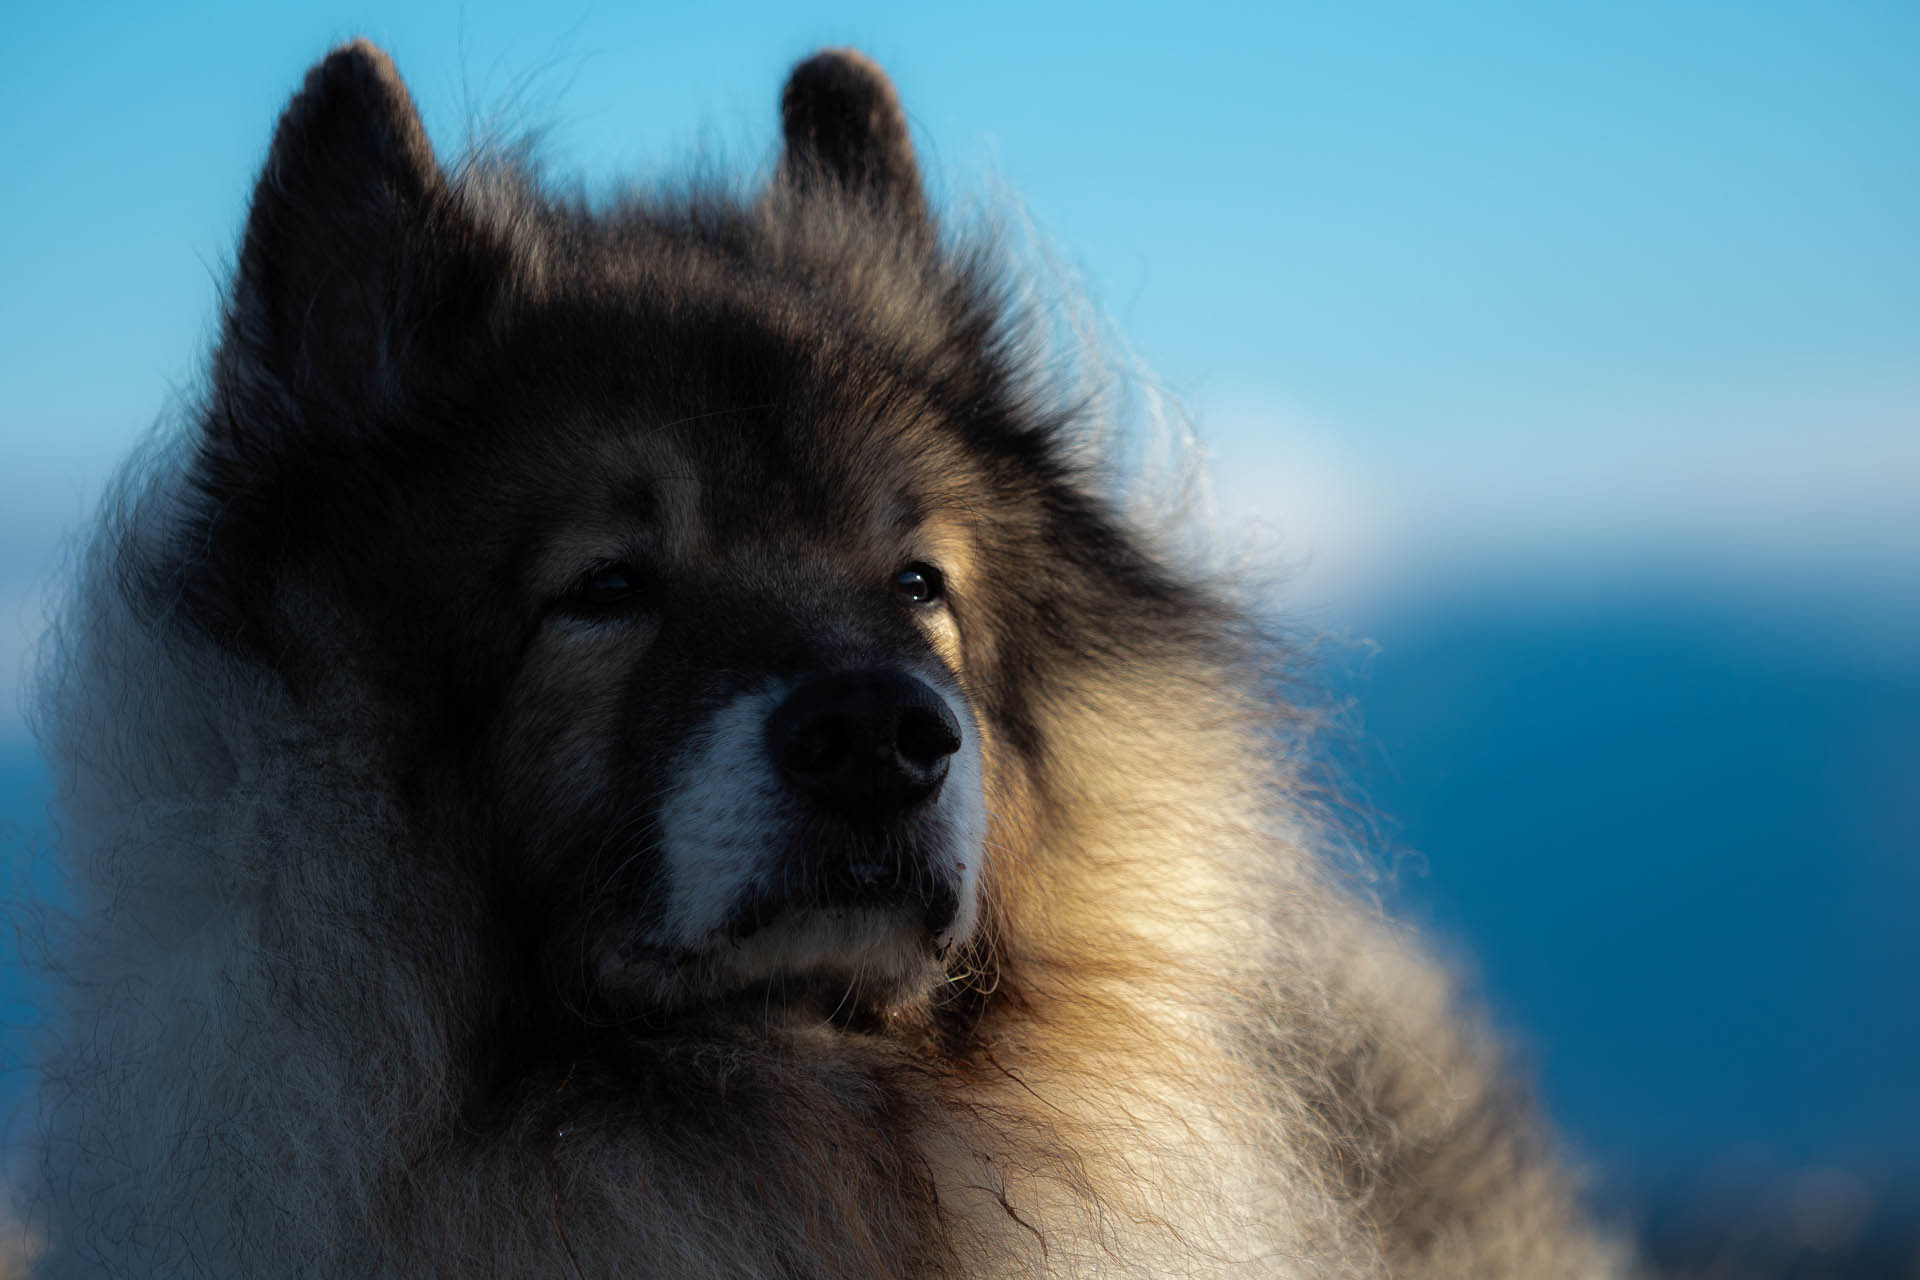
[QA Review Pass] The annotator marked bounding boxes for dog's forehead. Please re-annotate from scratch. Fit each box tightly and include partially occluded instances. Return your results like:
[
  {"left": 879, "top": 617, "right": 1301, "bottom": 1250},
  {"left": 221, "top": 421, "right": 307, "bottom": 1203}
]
[
  {"left": 524, "top": 397, "right": 941, "bottom": 549},
  {"left": 481, "top": 256, "right": 991, "bottom": 554}
]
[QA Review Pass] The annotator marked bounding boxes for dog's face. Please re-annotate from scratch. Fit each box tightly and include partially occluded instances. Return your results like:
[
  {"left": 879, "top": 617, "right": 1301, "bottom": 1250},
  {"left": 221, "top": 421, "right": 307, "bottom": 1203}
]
[
  {"left": 473, "top": 392, "right": 993, "bottom": 1017},
  {"left": 186, "top": 44, "right": 1114, "bottom": 1026}
]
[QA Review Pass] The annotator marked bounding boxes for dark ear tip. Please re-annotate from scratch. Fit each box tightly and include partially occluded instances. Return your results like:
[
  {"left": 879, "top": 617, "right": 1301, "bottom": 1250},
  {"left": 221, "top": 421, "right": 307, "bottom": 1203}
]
[
  {"left": 305, "top": 38, "right": 407, "bottom": 106},
  {"left": 781, "top": 48, "right": 903, "bottom": 126},
  {"left": 278, "top": 38, "right": 436, "bottom": 185}
]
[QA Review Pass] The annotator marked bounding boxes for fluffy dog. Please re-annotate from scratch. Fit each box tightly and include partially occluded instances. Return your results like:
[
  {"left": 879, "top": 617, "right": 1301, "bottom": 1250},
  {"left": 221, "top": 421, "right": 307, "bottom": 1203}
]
[{"left": 24, "top": 41, "right": 1621, "bottom": 1278}]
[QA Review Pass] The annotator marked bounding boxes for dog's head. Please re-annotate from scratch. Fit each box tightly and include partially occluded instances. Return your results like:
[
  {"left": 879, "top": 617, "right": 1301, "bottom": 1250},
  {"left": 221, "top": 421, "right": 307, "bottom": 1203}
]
[{"left": 180, "top": 43, "right": 1184, "bottom": 1028}]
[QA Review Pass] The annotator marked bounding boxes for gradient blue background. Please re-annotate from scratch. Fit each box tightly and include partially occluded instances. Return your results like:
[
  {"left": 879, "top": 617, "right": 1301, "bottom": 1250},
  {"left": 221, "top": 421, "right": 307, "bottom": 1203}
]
[{"left": 4, "top": 3, "right": 1916, "bottom": 1271}]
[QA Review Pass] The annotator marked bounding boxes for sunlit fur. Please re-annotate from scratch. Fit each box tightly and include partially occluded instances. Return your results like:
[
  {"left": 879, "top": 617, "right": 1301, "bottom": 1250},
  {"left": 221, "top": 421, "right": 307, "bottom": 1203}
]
[{"left": 22, "top": 41, "right": 1625, "bottom": 1278}]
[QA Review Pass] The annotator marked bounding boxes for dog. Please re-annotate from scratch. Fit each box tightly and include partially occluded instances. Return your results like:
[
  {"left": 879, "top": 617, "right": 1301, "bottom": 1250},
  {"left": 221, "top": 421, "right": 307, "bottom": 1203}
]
[{"left": 23, "top": 40, "right": 1623, "bottom": 1277}]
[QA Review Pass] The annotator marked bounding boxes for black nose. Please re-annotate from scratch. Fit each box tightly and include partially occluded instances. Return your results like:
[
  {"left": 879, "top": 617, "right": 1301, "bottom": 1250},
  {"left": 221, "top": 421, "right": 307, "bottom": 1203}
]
[{"left": 766, "top": 670, "right": 963, "bottom": 820}]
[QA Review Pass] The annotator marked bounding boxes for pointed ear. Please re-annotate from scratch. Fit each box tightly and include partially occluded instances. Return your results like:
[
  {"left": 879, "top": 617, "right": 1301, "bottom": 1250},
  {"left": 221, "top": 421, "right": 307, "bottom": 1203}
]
[
  {"left": 220, "top": 39, "right": 443, "bottom": 423},
  {"left": 776, "top": 49, "right": 926, "bottom": 224}
]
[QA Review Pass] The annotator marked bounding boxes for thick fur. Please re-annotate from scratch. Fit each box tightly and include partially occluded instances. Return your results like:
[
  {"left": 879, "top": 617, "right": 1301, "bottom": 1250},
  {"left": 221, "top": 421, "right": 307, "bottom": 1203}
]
[{"left": 23, "top": 42, "right": 1624, "bottom": 1278}]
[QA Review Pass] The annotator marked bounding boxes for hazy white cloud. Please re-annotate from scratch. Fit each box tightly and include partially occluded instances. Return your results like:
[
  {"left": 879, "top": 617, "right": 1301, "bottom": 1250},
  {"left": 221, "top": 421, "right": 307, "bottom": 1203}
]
[
  {"left": 1, "top": 586, "right": 46, "bottom": 744},
  {"left": 0, "top": 454, "right": 111, "bottom": 743},
  {"left": 1198, "top": 370, "right": 1920, "bottom": 616}
]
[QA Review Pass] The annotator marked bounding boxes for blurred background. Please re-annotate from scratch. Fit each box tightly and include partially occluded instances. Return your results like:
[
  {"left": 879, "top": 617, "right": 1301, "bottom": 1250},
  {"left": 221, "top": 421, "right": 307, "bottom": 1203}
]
[{"left": 3, "top": 3, "right": 1915, "bottom": 1274}]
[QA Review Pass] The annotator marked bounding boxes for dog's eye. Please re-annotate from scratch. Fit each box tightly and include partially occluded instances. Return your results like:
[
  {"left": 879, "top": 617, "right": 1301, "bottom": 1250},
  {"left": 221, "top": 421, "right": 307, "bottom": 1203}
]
[
  {"left": 892, "top": 562, "right": 945, "bottom": 605},
  {"left": 556, "top": 563, "right": 656, "bottom": 619}
]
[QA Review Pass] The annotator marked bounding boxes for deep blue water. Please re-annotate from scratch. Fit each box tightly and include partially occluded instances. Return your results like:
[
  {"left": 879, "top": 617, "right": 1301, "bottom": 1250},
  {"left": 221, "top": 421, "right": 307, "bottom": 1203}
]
[
  {"left": 0, "top": 740, "right": 52, "bottom": 1153},
  {"left": 3, "top": 587, "right": 1915, "bottom": 1268},
  {"left": 1332, "top": 596, "right": 1920, "bottom": 1175},
  {"left": 1324, "top": 587, "right": 1920, "bottom": 1269}
]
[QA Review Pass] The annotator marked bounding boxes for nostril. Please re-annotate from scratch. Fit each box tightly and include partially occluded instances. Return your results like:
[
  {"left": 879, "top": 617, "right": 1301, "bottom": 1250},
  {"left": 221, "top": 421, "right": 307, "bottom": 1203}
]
[{"left": 896, "top": 704, "right": 961, "bottom": 769}]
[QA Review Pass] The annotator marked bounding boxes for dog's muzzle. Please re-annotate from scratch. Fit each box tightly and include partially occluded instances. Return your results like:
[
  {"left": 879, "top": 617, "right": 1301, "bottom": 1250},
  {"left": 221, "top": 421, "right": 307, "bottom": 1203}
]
[{"left": 644, "top": 669, "right": 985, "bottom": 987}]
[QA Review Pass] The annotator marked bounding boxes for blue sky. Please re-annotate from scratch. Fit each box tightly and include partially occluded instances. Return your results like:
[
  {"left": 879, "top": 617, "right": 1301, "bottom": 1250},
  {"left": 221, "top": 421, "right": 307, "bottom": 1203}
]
[{"left": 3, "top": 1, "right": 1916, "bottom": 723}]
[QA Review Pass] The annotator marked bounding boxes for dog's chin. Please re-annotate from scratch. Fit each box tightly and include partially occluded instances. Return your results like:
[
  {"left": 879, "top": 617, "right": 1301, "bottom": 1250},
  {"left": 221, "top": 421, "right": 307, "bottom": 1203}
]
[
  {"left": 600, "top": 904, "right": 966, "bottom": 1026},
  {"left": 714, "top": 907, "right": 950, "bottom": 1017}
]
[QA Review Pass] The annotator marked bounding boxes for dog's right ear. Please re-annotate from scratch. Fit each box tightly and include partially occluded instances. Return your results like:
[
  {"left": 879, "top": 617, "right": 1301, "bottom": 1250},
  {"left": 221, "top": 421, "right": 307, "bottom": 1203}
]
[{"left": 216, "top": 40, "right": 444, "bottom": 429}]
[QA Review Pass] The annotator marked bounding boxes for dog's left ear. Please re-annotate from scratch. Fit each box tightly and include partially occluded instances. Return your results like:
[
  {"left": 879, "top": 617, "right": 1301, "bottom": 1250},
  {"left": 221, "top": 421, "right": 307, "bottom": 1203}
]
[{"left": 776, "top": 50, "right": 926, "bottom": 225}]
